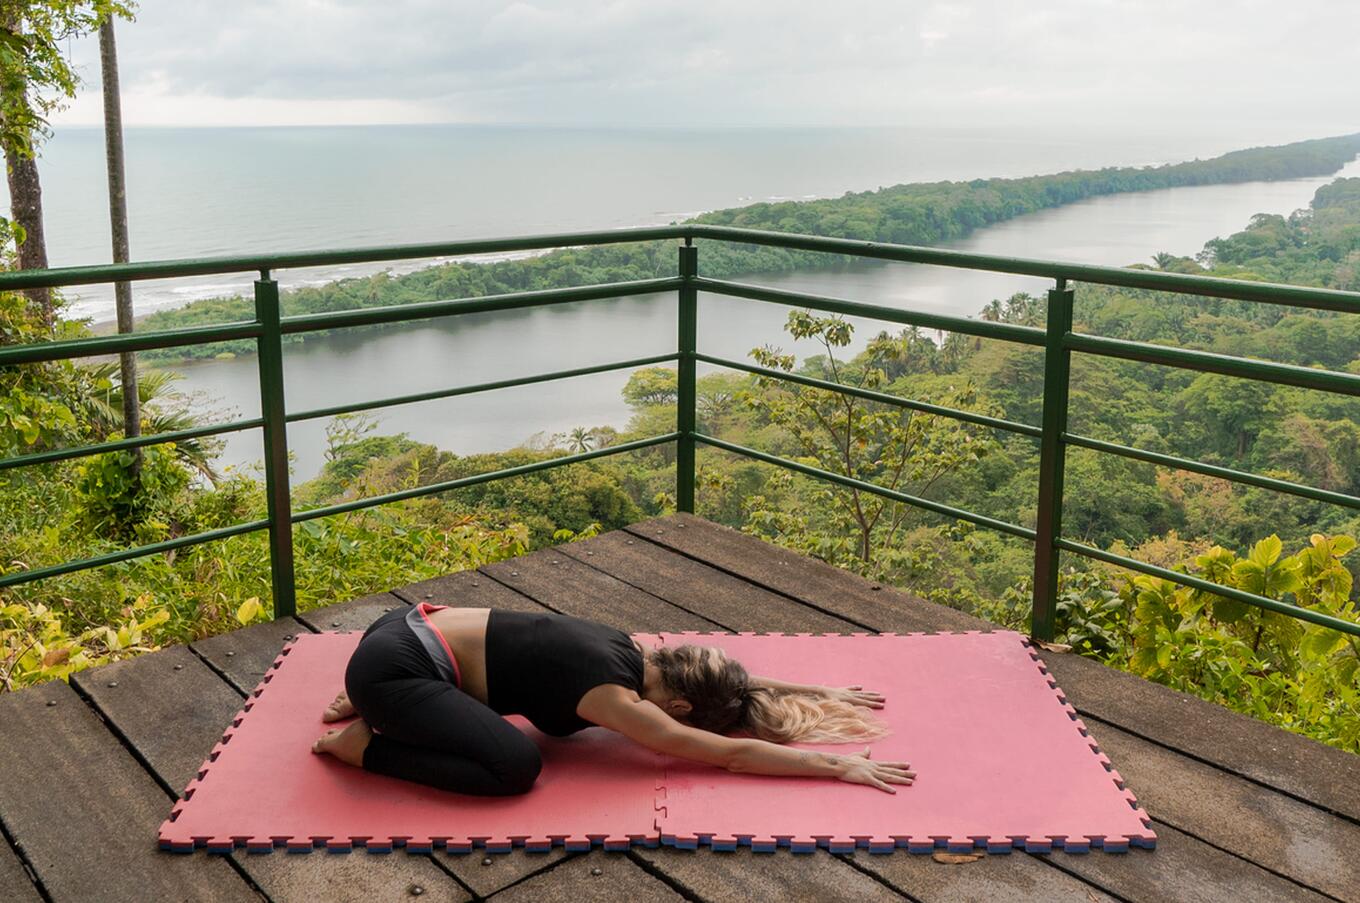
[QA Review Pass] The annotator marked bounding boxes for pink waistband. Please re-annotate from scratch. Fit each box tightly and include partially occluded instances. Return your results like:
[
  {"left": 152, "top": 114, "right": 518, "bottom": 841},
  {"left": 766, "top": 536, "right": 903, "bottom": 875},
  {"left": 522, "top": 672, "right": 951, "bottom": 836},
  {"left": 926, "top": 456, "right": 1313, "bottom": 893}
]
[{"left": 413, "top": 602, "right": 463, "bottom": 689}]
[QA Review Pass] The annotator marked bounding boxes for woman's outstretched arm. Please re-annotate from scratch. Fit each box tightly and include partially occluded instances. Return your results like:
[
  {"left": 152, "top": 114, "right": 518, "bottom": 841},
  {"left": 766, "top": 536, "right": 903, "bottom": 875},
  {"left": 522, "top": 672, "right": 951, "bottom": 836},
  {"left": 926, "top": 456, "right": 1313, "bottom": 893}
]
[
  {"left": 749, "top": 675, "right": 886, "bottom": 709},
  {"left": 578, "top": 686, "right": 912, "bottom": 792}
]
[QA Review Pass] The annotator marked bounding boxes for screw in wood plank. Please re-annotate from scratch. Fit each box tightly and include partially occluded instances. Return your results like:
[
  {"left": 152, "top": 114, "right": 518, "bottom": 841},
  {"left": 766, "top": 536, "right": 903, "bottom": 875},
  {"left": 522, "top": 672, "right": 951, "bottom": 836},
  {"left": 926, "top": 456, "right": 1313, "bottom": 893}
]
[
  {"left": 481, "top": 857, "right": 493, "bottom": 866},
  {"left": 383, "top": 607, "right": 392, "bottom": 612},
  {"left": 626, "top": 540, "right": 634, "bottom": 545},
  {"left": 407, "top": 884, "right": 425, "bottom": 896},
  {"left": 423, "top": 593, "right": 432, "bottom": 599},
  {"left": 550, "top": 560, "right": 558, "bottom": 565},
  {"left": 586, "top": 551, "right": 594, "bottom": 556},
  {"left": 225, "top": 651, "right": 235, "bottom": 657},
  {"left": 173, "top": 664, "right": 183, "bottom": 671},
  {"left": 591, "top": 867, "right": 603, "bottom": 876},
  {"left": 331, "top": 622, "right": 341, "bottom": 628},
  {"left": 284, "top": 635, "right": 295, "bottom": 641},
  {"left": 471, "top": 581, "right": 480, "bottom": 587},
  {"left": 107, "top": 681, "right": 118, "bottom": 688},
  {"left": 510, "top": 571, "right": 519, "bottom": 577},
  {"left": 656, "top": 530, "right": 664, "bottom": 535},
  {"left": 46, "top": 700, "right": 56, "bottom": 707}
]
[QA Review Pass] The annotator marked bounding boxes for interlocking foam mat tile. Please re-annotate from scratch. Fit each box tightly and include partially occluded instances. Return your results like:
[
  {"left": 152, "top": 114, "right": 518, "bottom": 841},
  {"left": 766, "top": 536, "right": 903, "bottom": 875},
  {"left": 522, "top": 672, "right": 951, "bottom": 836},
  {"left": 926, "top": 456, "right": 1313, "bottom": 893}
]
[
  {"left": 158, "top": 632, "right": 664, "bottom": 854},
  {"left": 655, "top": 631, "right": 1155, "bottom": 854},
  {"left": 159, "top": 629, "right": 1154, "bottom": 855}
]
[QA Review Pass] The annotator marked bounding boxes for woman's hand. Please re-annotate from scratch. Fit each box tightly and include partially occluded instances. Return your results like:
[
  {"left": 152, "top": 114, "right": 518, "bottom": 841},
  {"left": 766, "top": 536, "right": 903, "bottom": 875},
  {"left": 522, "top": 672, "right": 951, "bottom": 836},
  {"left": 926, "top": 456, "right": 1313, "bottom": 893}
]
[
  {"left": 823, "top": 685, "right": 886, "bottom": 709},
  {"left": 834, "top": 747, "right": 914, "bottom": 793}
]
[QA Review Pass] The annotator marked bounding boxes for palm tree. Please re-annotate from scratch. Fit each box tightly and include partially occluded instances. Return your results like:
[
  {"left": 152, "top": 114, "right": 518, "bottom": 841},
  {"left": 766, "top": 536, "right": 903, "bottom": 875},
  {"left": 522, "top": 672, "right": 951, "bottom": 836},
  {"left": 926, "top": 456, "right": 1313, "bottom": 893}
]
[
  {"left": 100, "top": 14, "right": 140, "bottom": 475},
  {"left": 566, "top": 427, "right": 594, "bottom": 454},
  {"left": 76, "top": 363, "right": 222, "bottom": 482}
]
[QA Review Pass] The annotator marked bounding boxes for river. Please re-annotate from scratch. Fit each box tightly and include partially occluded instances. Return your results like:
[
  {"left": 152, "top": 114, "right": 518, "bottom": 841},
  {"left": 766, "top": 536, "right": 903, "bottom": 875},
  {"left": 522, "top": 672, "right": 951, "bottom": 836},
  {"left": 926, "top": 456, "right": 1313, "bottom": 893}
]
[{"left": 161, "top": 156, "right": 1360, "bottom": 482}]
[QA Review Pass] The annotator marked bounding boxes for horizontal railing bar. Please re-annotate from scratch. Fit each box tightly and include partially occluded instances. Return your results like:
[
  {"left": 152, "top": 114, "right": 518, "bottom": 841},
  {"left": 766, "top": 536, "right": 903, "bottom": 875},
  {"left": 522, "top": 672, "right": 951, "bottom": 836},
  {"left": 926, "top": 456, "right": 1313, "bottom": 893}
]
[
  {"left": 0, "top": 519, "right": 270, "bottom": 589},
  {"left": 690, "top": 225, "right": 1360, "bottom": 314},
  {"left": 1066, "top": 333, "right": 1360, "bottom": 396},
  {"left": 0, "top": 226, "right": 692, "bottom": 290},
  {"left": 693, "top": 432, "right": 1037, "bottom": 540},
  {"left": 2, "top": 224, "right": 1356, "bottom": 315},
  {"left": 280, "top": 278, "right": 682, "bottom": 334},
  {"left": 1055, "top": 538, "right": 1360, "bottom": 637},
  {"left": 696, "top": 352, "right": 1042, "bottom": 438},
  {"left": 293, "top": 432, "right": 680, "bottom": 523},
  {"left": 0, "top": 417, "right": 265, "bottom": 471},
  {"left": 1065, "top": 433, "right": 1360, "bottom": 511},
  {"left": 288, "top": 353, "right": 680, "bottom": 424},
  {"left": 0, "top": 321, "right": 263, "bottom": 367},
  {"left": 694, "top": 277, "right": 1047, "bottom": 347}
]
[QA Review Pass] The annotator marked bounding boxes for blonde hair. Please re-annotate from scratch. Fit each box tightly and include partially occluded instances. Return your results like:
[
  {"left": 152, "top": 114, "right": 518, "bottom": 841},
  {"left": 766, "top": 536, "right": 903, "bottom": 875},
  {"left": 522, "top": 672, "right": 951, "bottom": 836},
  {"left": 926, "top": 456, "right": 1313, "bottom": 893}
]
[{"left": 649, "top": 644, "right": 889, "bottom": 744}]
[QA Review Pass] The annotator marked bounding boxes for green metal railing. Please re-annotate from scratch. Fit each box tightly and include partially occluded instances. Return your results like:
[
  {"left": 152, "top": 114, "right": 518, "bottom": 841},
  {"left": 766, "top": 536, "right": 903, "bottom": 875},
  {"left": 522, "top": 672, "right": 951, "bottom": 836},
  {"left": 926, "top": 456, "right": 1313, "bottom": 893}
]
[{"left": 2, "top": 224, "right": 1358, "bottom": 641}]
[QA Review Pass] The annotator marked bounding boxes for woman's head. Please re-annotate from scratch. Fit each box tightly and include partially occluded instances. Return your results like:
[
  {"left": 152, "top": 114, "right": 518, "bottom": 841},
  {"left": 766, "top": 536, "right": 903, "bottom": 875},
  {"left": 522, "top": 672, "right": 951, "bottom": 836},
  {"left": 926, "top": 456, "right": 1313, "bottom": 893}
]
[{"left": 645, "top": 643, "right": 888, "bottom": 744}]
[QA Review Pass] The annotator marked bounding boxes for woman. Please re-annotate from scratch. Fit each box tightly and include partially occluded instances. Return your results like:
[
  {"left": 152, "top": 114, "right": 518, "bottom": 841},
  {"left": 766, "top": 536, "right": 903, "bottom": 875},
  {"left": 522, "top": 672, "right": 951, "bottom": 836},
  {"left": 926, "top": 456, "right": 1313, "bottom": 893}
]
[{"left": 311, "top": 603, "right": 913, "bottom": 796}]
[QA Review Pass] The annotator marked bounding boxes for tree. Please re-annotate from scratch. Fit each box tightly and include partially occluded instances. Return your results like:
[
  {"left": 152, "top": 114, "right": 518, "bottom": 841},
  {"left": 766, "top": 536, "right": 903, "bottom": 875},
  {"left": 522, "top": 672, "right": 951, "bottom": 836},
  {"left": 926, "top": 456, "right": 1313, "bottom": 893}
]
[
  {"left": 745, "top": 310, "right": 996, "bottom": 563},
  {"left": 0, "top": 2, "right": 133, "bottom": 328},
  {"left": 98, "top": 12, "right": 138, "bottom": 472}
]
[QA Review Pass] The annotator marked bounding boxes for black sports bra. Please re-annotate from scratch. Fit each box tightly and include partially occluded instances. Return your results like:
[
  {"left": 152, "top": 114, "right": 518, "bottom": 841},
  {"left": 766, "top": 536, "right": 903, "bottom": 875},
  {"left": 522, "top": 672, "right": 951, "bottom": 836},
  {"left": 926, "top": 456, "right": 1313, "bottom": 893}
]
[{"left": 484, "top": 609, "right": 644, "bottom": 737}]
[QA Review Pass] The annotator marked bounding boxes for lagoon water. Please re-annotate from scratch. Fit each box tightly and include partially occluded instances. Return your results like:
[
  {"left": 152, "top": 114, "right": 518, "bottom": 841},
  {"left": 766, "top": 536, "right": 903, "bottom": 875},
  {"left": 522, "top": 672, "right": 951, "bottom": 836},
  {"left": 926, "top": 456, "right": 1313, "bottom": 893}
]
[{"left": 20, "top": 126, "right": 1360, "bottom": 480}]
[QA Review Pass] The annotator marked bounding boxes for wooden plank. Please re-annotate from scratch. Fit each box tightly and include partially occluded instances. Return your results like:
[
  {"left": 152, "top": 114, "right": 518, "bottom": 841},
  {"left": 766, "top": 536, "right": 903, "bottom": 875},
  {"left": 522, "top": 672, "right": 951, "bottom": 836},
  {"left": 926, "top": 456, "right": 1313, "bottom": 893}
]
[
  {"left": 558, "top": 531, "right": 855, "bottom": 633},
  {"left": 296, "top": 591, "right": 406, "bottom": 633},
  {"left": 72, "top": 644, "right": 470, "bottom": 903},
  {"left": 479, "top": 547, "right": 719, "bottom": 633},
  {"left": 393, "top": 569, "right": 549, "bottom": 613},
  {"left": 1087, "top": 717, "right": 1359, "bottom": 900},
  {"left": 1045, "top": 651, "right": 1360, "bottom": 823},
  {"left": 1055, "top": 821, "right": 1331, "bottom": 903},
  {"left": 0, "top": 680, "right": 254, "bottom": 903},
  {"left": 623, "top": 514, "right": 984, "bottom": 633},
  {"left": 0, "top": 837, "right": 41, "bottom": 903},
  {"left": 852, "top": 850, "right": 1117, "bottom": 902},
  {"left": 193, "top": 615, "right": 309, "bottom": 693},
  {"left": 450, "top": 850, "right": 571, "bottom": 899},
  {"left": 633, "top": 847, "right": 906, "bottom": 902},
  {"left": 489, "top": 852, "right": 684, "bottom": 903}
]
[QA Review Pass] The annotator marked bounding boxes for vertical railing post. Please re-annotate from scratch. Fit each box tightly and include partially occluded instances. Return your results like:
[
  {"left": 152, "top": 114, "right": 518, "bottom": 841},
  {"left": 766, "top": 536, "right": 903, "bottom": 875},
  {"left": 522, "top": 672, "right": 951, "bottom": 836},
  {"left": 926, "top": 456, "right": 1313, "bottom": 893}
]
[
  {"left": 255, "top": 272, "right": 297, "bottom": 619},
  {"left": 676, "top": 240, "right": 698, "bottom": 513},
  {"left": 1031, "top": 278, "right": 1074, "bottom": 642}
]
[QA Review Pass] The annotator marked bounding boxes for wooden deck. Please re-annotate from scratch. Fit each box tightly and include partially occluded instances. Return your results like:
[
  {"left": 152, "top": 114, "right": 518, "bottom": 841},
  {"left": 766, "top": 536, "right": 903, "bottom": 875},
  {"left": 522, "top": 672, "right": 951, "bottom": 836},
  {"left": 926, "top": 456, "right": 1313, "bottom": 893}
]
[{"left": 2, "top": 513, "right": 1357, "bottom": 902}]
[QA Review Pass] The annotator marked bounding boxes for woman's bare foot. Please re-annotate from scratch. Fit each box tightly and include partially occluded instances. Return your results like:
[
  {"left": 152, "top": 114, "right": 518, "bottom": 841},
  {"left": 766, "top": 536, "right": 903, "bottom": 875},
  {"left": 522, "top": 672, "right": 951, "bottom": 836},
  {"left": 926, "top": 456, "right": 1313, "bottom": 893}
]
[
  {"left": 311, "top": 719, "right": 373, "bottom": 767},
  {"left": 322, "top": 691, "right": 355, "bottom": 722}
]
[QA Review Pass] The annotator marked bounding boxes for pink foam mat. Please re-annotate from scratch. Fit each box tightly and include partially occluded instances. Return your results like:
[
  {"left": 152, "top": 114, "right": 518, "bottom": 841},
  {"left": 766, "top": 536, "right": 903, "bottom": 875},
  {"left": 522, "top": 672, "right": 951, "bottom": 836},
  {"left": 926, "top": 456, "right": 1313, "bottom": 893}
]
[
  {"left": 159, "top": 632, "right": 664, "bottom": 854},
  {"left": 655, "top": 631, "right": 1155, "bottom": 854},
  {"left": 159, "top": 629, "right": 1154, "bottom": 855}
]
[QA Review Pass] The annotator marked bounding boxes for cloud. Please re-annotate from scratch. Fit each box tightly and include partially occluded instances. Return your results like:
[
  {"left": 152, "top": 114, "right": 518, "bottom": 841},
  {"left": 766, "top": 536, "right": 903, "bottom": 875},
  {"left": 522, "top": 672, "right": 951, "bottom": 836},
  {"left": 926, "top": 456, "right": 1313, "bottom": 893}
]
[{"left": 48, "top": 0, "right": 1360, "bottom": 134}]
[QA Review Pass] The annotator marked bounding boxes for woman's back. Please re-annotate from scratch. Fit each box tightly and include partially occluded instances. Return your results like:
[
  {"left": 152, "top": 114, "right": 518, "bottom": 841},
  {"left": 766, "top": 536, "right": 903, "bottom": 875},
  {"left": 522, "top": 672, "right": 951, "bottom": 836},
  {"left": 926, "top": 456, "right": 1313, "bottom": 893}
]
[{"left": 484, "top": 609, "right": 644, "bottom": 736}]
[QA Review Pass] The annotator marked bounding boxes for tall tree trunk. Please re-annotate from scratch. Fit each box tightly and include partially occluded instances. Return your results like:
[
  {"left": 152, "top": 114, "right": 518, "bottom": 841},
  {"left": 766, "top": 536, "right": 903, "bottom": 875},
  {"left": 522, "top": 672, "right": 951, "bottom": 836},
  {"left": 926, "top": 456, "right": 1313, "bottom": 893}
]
[
  {"left": 100, "top": 17, "right": 140, "bottom": 472},
  {"left": 0, "top": 13, "right": 52, "bottom": 329}
]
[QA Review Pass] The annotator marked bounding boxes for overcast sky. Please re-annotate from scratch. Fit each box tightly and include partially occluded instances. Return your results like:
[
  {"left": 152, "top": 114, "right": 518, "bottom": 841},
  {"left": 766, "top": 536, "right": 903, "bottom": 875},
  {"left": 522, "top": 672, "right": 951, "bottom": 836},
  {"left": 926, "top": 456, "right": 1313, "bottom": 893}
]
[{"left": 49, "top": 0, "right": 1359, "bottom": 137}]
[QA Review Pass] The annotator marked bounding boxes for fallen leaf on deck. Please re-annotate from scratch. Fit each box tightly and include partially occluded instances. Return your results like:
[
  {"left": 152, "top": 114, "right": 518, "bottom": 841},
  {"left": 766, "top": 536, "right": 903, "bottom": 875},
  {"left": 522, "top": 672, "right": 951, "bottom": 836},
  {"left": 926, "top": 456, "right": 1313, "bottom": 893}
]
[
  {"left": 932, "top": 851, "right": 983, "bottom": 864},
  {"left": 1038, "top": 641, "right": 1072, "bottom": 653}
]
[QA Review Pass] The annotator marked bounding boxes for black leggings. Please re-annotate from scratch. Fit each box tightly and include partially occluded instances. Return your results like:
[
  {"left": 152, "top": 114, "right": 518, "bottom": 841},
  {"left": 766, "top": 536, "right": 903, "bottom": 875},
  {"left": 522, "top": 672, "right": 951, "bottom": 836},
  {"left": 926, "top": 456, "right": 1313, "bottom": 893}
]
[{"left": 343, "top": 606, "right": 542, "bottom": 796}]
